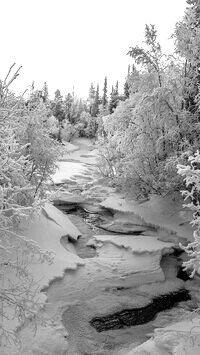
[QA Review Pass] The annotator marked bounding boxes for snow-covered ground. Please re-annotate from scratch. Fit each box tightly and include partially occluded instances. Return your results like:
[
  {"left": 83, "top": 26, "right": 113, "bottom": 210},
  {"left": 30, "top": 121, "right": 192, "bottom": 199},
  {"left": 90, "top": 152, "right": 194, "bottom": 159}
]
[
  {"left": 127, "top": 316, "right": 200, "bottom": 355},
  {"left": 3, "top": 138, "right": 200, "bottom": 355},
  {"left": 52, "top": 161, "right": 89, "bottom": 184},
  {"left": 100, "top": 194, "right": 194, "bottom": 242},
  {"left": 20, "top": 203, "right": 85, "bottom": 290}
]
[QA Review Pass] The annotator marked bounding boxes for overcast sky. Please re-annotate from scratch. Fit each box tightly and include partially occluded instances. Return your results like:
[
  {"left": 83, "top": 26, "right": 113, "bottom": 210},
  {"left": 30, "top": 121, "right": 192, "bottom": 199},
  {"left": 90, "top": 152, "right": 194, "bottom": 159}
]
[{"left": 0, "top": 0, "right": 187, "bottom": 99}]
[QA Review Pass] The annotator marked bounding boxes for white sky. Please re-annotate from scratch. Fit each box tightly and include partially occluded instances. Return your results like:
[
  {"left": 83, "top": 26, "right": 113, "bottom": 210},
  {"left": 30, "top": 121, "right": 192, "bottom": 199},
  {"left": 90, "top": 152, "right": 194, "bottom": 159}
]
[{"left": 0, "top": 0, "right": 187, "bottom": 99}]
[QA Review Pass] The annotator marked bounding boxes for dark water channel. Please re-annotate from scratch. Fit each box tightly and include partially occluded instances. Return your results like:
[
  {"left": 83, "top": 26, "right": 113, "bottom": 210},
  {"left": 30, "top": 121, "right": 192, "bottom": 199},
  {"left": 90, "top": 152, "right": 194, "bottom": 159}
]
[{"left": 90, "top": 290, "right": 190, "bottom": 332}]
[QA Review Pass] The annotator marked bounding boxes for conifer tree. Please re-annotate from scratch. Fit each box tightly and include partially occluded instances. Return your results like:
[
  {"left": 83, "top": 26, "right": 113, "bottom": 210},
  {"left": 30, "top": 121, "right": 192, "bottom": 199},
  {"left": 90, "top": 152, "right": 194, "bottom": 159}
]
[
  {"left": 109, "top": 81, "right": 120, "bottom": 113},
  {"left": 89, "top": 83, "right": 95, "bottom": 102},
  {"left": 42, "top": 81, "right": 49, "bottom": 102},
  {"left": 124, "top": 65, "right": 131, "bottom": 98},
  {"left": 115, "top": 80, "right": 119, "bottom": 95},
  {"left": 102, "top": 76, "right": 108, "bottom": 108},
  {"left": 51, "top": 89, "right": 66, "bottom": 141},
  {"left": 91, "top": 84, "right": 100, "bottom": 117},
  {"left": 64, "top": 92, "right": 73, "bottom": 122},
  {"left": 88, "top": 83, "right": 96, "bottom": 115}
]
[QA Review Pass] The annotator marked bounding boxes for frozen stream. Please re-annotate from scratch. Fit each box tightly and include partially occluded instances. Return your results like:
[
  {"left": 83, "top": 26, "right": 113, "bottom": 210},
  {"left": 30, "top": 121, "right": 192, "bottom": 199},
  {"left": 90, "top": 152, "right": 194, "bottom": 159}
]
[
  {"left": 2, "top": 138, "right": 195, "bottom": 355},
  {"left": 44, "top": 138, "right": 196, "bottom": 355},
  {"left": 1, "top": 142, "right": 200, "bottom": 355}
]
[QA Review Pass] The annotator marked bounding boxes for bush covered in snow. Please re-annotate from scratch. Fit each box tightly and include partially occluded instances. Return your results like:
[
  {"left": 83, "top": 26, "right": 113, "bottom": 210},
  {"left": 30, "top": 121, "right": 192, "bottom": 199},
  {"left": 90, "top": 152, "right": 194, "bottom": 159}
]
[
  {"left": 0, "top": 65, "right": 62, "bottom": 345},
  {"left": 178, "top": 151, "right": 200, "bottom": 277}
]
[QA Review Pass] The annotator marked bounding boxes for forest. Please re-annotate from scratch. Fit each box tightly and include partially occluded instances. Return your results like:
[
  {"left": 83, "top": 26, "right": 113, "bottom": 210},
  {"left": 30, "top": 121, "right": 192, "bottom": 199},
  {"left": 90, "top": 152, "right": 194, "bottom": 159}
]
[{"left": 1, "top": 0, "right": 200, "bottom": 354}]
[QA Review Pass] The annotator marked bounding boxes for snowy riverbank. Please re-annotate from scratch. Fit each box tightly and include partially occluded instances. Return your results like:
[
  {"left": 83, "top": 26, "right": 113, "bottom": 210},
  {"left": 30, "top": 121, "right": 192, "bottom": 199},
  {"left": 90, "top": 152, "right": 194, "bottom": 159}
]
[{"left": 3, "top": 138, "right": 200, "bottom": 355}]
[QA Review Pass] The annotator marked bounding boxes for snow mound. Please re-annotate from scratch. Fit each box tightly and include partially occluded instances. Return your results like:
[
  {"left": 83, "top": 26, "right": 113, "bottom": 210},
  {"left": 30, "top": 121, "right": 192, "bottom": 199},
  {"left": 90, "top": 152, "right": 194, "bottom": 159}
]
[
  {"left": 43, "top": 203, "right": 81, "bottom": 241},
  {"left": 99, "top": 220, "right": 148, "bottom": 234},
  {"left": 1, "top": 322, "right": 69, "bottom": 355},
  {"left": 127, "top": 316, "right": 200, "bottom": 355},
  {"left": 88, "top": 235, "right": 175, "bottom": 254},
  {"left": 100, "top": 195, "right": 138, "bottom": 213},
  {"left": 100, "top": 194, "right": 194, "bottom": 243},
  {"left": 21, "top": 203, "right": 84, "bottom": 291},
  {"left": 87, "top": 235, "right": 174, "bottom": 288},
  {"left": 53, "top": 191, "right": 88, "bottom": 205}
]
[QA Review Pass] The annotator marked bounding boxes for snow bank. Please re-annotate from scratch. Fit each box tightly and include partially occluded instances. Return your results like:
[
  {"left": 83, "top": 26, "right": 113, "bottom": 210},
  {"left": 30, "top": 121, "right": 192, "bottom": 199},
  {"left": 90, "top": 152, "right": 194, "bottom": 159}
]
[
  {"left": 89, "top": 234, "right": 175, "bottom": 254},
  {"left": 87, "top": 235, "right": 174, "bottom": 288},
  {"left": 100, "top": 194, "right": 194, "bottom": 242},
  {"left": 43, "top": 203, "right": 81, "bottom": 241},
  {"left": 127, "top": 316, "right": 200, "bottom": 355},
  {"left": 1, "top": 322, "right": 69, "bottom": 355},
  {"left": 100, "top": 195, "right": 139, "bottom": 213},
  {"left": 20, "top": 203, "right": 84, "bottom": 291},
  {"left": 53, "top": 191, "right": 90, "bottom": 205}
]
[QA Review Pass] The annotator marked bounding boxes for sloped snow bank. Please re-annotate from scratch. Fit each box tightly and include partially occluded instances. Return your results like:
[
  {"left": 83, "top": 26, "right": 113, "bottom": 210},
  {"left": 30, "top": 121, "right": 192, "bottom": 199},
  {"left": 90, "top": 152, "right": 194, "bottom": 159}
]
[
  {"left": 20, "top": 203, "right": 84, "bottom": 292},
  {"left": 87, "top": 235, "right": 174, "bottom": 287},
  {"left": 1, "top": 203, "right": 84, "bottom": 354},
  {"left": 53, "top": 191, "right": 90, "bottom": 206},
  {"left": 1, "top": 321, "right": 69, "bottom": 355},
  {"left": 89, "top": 234, "right": 175, "bottom": 254},
  {"left": 127, "top": 316, "right": 200, "bottom": 355},
  {"left": 100, "top": 194, "right": 194, "bottom": 243}
]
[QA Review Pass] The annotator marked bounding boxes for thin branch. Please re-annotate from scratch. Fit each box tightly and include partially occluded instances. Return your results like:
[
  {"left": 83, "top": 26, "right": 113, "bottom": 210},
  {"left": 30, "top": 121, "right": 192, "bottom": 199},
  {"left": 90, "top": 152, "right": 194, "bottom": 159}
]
[{"left": 3, "top": 63, "right": 16, "bottom": 84}]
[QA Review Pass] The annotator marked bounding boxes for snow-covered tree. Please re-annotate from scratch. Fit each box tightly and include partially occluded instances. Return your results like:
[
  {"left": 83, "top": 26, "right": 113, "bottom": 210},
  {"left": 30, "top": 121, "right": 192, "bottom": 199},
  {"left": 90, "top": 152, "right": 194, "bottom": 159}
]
[
  {"left": 0, "top": 65, "right": 61, "bottom": 345},
  {"left": 178, "top": 151, "right": 200, "bottom": 277}
]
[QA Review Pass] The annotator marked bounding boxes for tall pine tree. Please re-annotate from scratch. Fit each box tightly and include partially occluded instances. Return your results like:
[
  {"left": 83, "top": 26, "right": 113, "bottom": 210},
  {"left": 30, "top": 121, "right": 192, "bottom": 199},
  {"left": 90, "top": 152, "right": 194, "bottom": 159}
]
[
  {"left": 52, "top": 89, "right": 66, "bottom": 141},
  {"left": 102, "top": 76, "right": 108, "bottom": 108},
  {"left": 91, "top": 84, "right": 100, "bottom": 117},
  {"left": 124, "top": 65, "right": 130, "bottom": 98},
  {"left": 42, "top": 82, "right": 49, "bottom": 102},
  {"left": 109, "top": 81, "right": 120, "bottom": 113}
]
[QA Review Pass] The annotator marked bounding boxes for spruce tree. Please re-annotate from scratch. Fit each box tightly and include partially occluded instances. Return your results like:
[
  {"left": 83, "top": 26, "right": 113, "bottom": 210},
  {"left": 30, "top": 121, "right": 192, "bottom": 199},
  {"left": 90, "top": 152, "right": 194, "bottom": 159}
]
[
  {"left": 175, "top": 0, "right": 200, "bottom": 115},
  {"left": 102, "top": 76, "right": 108, "bottom": 108},
  {"left": 52, "top": 89, "right": 66, "bottom": 141},
  {"left": 42, "top": 82, "right": 49, "bottom": 102},
  {"left": 92, "top": 84, "right": 100, "bottom": 117},
  {"left": 124, "top": 65, "right": 130, "bottom": 98},
  {"left": 89, "top": 83, "right": 95, "bottom": 102},
  {"left": 88, "top": 83, "right": 96, "bottom": 115},
  {"left": 109, "top": 81, "right": 120, "bottom": 113},
  {"left": 64, "top": 92, "right": 73, "bottom": 122}
]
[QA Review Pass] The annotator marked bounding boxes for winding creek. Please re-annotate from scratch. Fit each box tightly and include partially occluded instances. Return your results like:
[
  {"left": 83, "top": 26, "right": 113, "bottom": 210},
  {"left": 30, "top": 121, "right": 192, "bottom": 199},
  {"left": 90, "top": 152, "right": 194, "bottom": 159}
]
[{"left": 43, "top": 138, "right": 199, "bottom": 355}]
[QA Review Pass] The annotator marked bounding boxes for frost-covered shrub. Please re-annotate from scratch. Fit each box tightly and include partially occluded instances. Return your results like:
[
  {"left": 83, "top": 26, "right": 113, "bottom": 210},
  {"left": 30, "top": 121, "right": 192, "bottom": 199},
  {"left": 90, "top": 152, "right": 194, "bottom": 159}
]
[
  {"left": 17, "top": 102, "right": 63, "bottom": 198},
  {"left": 48, "top": 115, "right": 59, "bottom": 139},
  {"left": 75, "top": 111, "right": 97, "bottom": 138},
  {"left": 84, "top": 115, "right": 97, "bottom": 138},
  {"left": 97, "top": 136, "right": 118, "bottom": 180},
  {"left": 0, "top": 65, "right": 60, "bottom": 345},
  {"left": 178, "top": 151, "right": 200, "bottom": 277},
  {"left": 60, "top": 119, "right": 76, "bottom": 142}
]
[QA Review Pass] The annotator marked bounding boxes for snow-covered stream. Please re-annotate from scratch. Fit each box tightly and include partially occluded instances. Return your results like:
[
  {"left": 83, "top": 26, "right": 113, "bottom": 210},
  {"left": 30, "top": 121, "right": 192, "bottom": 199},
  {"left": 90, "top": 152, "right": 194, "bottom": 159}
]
[
  {"left": 3, "top": 138, "right": 200, "bottom": 355},
  {"left": 46, "top": 138, "right": 199, "bottom": 355}
]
